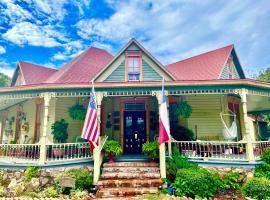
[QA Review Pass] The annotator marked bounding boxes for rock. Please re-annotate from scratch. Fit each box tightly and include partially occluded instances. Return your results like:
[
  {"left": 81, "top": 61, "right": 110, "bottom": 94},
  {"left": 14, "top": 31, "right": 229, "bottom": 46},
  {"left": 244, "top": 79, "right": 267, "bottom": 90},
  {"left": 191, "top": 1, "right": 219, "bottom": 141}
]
[
  {"left": 40, "top": 177, "right": 50, "bottom": 187},
  {"left": 246, "top": 172, "right": 254, "bottom": 180},
  {"left": 30, "top": 178, "right": 40, "bottom": 191},
  {"left": 8, "top": 178, "right": 19, "bottom": 190},
  {"left": 14, "top": 172, "right": 21, "bottom": 180}
]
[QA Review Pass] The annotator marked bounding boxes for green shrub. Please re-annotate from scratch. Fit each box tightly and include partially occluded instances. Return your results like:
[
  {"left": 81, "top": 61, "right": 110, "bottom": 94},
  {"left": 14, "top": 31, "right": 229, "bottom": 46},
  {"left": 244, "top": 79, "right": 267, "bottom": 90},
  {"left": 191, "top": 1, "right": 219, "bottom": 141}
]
[
  {"left": 103, "top": 140, "right": 122, "bottom": 156},
  {"left": 0, "top": 186, "right": 7, "bottom": 197},
  {"left": 66, "top": 169, "right": 93, "bottom": 191},
  {"left": 172, "top": 168, "right": 222, "bottom": 198},
  {"left": 222, "top": 172, "right": 241, "bottom": 190},
  {"left": 242, "top": 177, "right": 270, "bottom": 200},
  {"left": 142, "top": 141, "right": 159, "bottom": 160},
  {"left": 70, "top": 189, "right": 88, "bottom": 199},
  {"left": 261, "top": 148, "right": 270, "bottom": 163},
  {"left": 27, "top": 191, "right": 38, "bottom": 198},
  {"left": 68, "top": 103, "right": 87, "bottom": 121},
  {"left": 24, "top": 166, "right": 38, "bottom": 182},
  {"left": 40, "top": 186, "right": 58, "bottom": 198},
  {"left": 255, "top": 163, "right": 270, "bottom": 179},
  {"left": 166, "top": 150, "right": 198, "bottom": 183}
]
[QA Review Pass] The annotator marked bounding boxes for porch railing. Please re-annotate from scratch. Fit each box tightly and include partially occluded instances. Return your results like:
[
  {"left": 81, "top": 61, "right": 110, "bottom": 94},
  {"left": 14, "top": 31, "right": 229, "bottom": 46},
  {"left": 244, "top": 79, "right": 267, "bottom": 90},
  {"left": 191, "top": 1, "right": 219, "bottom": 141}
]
[
  {"left": 46, "top": 142, "right": 92, "bottom": 162},
  {"left": 171, "top": 141, "right": 248, "bottom": 161},
  {"left": 252, "top": 141, "right": 270, "bottom": 160},
  {"left": 0, "top": 144, "right": 40, "bottom": 163}
]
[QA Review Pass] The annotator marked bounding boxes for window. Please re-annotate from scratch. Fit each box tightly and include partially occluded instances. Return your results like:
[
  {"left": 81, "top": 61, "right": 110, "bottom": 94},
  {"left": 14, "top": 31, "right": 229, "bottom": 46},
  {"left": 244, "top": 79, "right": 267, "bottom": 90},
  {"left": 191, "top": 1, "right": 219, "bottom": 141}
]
[{"left": 127, "top": 56, "right": 140, "bottom": 81}]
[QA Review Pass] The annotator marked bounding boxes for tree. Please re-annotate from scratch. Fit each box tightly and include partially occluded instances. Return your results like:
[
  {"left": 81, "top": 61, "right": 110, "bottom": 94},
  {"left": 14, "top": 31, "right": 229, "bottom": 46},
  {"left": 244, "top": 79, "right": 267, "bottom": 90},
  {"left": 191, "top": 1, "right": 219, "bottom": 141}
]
[
  {"left": 257, "top": 68, "right": 270, "bottom": 82},
  {"left": 0, "top": 72, "right": 11, "bottom": 87}
]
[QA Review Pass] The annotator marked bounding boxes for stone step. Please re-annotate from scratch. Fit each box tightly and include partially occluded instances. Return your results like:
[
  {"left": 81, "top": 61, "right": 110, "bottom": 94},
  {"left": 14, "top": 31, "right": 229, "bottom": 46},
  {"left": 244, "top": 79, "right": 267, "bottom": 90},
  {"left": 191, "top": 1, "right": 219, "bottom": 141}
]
[
  {"left": 100, "top": 172, "right": 160, "bottom": 180},
  {"left": 103, "top": 161, "right": 159, "bottom": 168},
  {"left": 102, "top": 166, "right": 160, "bottom": 173},
  {"left": 96, "top": 187, "right": 159, "bottom": 198},
  {"left": 97, "top": 178, "right": 162, "bottom": 188}
]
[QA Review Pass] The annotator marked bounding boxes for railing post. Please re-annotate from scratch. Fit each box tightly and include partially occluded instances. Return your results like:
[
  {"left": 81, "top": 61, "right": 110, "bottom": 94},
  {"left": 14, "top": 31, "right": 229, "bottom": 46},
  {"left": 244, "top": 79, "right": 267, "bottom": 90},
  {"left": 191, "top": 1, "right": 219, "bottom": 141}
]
[
  {"left": 39, "top": 93, "right": 51, "bottom": 164},
  {"left": 240, "top": 89, "right": 255, "bottom": 162}
]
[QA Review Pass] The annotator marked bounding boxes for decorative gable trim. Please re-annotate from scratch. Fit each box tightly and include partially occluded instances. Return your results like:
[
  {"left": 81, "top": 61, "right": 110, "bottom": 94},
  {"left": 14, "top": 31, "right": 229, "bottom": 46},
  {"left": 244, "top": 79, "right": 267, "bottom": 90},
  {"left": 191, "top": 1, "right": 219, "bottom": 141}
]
[
  {"left": 11, "top": 63, "right": 26, "bottom": 86},
  {"left": 94, "top": 39, "right": 175, "bottom": 82}
]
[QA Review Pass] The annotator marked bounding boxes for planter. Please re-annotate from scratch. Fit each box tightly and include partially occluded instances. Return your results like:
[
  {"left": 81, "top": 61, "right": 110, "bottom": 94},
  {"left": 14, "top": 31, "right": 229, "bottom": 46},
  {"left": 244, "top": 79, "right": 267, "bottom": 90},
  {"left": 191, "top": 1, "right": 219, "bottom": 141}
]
[
  {"left": 108, "top": 152, "right": 114, "bottom": 163},
  {"left": 53, "top": 148, "right": 65, "bottom": 157}
]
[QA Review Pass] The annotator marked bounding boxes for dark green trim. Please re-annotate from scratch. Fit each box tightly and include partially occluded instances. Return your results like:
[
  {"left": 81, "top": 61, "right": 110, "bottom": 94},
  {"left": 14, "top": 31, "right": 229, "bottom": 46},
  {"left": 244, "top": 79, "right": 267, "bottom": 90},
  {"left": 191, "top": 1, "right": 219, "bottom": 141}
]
[{"left": 231, "top": 49, "right": 245, "bottom": 79}]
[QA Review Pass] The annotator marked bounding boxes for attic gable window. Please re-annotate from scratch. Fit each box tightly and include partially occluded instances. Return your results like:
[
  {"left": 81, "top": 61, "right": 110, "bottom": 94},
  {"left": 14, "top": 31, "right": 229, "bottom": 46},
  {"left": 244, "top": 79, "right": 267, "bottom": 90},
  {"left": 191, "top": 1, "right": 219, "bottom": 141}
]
[{"left": 127, "top": 54, "right": 141, "bottom": 81}]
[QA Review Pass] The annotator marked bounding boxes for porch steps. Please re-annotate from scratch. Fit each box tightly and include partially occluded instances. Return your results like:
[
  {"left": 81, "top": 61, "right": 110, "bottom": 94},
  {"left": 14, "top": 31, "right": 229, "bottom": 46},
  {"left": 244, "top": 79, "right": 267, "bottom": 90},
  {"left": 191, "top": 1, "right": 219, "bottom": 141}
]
[{"left": 96, "top": 161, "right": 162, "bottom": 198}]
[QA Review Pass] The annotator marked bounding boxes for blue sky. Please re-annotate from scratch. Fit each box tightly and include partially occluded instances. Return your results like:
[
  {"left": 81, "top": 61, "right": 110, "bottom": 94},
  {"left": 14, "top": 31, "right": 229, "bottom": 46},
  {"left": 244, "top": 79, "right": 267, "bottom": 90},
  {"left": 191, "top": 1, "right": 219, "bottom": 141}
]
[{"left": 0, "top": 0, "right": 270, "bottom": 78}]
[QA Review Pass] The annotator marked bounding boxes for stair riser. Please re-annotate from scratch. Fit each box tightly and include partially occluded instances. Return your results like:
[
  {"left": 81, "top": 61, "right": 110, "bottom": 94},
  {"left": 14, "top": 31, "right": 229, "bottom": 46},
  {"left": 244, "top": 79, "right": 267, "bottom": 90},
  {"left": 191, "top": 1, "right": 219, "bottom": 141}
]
[
  {"left": 102, "top": 167, "right": 160, "bottom": 173},
  {"left": 96, "top": 188, "right": 158, "bottom": 198},
  {"left": 101, "top": 173, "right": 160, "bottom": 180},
  {"left": 103, "top": 162, "right": 159, "bottom": 168},
  {"left": 97, "top": 179, "right": 162, "bottom": 188}
]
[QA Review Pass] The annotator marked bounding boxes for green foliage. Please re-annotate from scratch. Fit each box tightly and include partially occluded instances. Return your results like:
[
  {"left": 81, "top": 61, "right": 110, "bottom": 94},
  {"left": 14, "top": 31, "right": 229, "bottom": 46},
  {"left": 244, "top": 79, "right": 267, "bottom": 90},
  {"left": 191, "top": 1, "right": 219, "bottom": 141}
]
[
  {"left": 0, "top": 186, "right": 7, "bottom": 197},
  {"left": 9, "top": 140, "right": 16, "bottom": 144},
  {"left": 68, "top": 103, "right": 87, "bottom": 121},
  {"left": 51, "top": 119, "right": 69, "bottom": 143},
  {"left": 142, "top": 141, "right": 159, "bottom": 160},
  {"left": 255, "top": 163, "right": 270, "bottom": 179},
  {"left": 173, "top": 101, "right": 193, "bottom": 119},
  {"left": 242, "top": 177, "right": 270, "bottom": 200},
  {"left": 24, "top": 166, "right": 38, "bottom": 182},
  {"left": 221, "top": 172, "right": 241, "bottom": 190},
  {"left": 257, "top": 68, "right": 270, "bottom": 82},
  {"left": 27, "top": 191, "right": 38, "bottom": 198},
  {"left": 66, "top": 169, "right": 93, "bottom": 191},
  {"left": 103, "top": 140, "right": 123, "bottom": 156},
  {"left": 0, "top": 72, "right": 11, "bottom": 87},
  {"left": 70, "top": 189, "right": 88, "bottom": 199},
  {"left": 172, "top": 168, "right": 222, "bottom": 198},
  {"left": 166, "top": 150, "right": 198, "bottom": 183},
  {"left": 171, "top": 125, "right": 194, "bottom": 141},
  {"left": 40, "top": 186, "right": 58, "bottom": 198},
  {"left": 261, "top": 148, "right": 270, "bottom": 163}
]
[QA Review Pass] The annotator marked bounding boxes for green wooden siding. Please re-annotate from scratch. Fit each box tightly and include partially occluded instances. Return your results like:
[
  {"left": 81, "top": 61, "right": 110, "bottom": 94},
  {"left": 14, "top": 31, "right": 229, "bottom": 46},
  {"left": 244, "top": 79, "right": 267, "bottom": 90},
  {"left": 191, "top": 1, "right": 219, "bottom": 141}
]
[
  {"left": 220, "top": 64, "right": 240, "bottom": 79},
  {"left": 104, "top": 61, "right": 125, "bottom": 82},
  {"left": 142, "top": 59, "right": 162, "bottom": 81}
]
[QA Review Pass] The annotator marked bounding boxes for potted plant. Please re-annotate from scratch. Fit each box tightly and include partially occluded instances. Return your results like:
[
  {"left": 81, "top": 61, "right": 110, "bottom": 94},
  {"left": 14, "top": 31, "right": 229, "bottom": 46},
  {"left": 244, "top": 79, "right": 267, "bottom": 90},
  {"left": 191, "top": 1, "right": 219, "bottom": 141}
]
[
  {"left": 103, "top": 140, "right": 122, "bottom": 163},
  {"left": 51, "top": 119, "right": 69, "bottom": 156},
  {"left": 142, "top": 141, "right": 159, "bottom": 162},
  {"left": 68, "top": 103, "right": 86, "bottom": 121}
]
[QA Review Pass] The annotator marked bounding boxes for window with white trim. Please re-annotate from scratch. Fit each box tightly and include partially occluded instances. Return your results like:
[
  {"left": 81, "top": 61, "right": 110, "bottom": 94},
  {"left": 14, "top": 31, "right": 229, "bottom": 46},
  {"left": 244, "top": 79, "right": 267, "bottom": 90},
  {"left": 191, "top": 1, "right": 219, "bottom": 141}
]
[{"left": 127, "top": 56, "right": 140, "bottom": 81}]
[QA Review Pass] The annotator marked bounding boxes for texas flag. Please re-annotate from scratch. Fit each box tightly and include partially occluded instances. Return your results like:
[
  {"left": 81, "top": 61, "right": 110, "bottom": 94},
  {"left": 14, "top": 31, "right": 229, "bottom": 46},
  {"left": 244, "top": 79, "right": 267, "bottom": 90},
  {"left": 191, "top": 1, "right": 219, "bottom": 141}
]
[{"left": 158, "top": 79, "right": 171, "bottom": 144}]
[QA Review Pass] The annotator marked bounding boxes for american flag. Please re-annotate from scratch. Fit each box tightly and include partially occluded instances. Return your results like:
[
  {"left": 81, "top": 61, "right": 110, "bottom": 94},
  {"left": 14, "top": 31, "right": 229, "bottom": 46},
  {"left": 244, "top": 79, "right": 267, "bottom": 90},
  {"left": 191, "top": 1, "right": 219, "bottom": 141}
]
[{"left": 81, "top": 84, "right": 100, "bottom": 147}]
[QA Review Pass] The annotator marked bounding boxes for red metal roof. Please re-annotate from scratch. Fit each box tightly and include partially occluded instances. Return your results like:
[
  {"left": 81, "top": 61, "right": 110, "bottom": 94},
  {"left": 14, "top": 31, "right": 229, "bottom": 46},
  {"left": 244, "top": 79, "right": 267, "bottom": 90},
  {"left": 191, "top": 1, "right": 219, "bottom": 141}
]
[
  {"left": 166, "top": 45, "right": 234, "bottom": 80},
  {"left": 19, "top": 61, "right": 57, "bottom": 85},
  {"left": 45, "top": 47, "right": 113, "bottom": 84}
]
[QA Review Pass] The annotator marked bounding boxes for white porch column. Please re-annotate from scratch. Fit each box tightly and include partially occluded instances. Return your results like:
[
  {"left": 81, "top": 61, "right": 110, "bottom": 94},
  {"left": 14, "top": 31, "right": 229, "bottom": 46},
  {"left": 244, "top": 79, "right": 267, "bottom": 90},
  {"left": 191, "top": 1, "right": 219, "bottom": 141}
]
[
  {"left": 93, "top": 92, "right": 104, "bottom": 185},
  {"left": 39, "top": 93, "right": 52, "bottom": 164},
  {"left": 156, "top": 91, "right": 167, "bottom": 179},
  {"left": 240, "top": 88, "right": 255, "bottom": 162}
]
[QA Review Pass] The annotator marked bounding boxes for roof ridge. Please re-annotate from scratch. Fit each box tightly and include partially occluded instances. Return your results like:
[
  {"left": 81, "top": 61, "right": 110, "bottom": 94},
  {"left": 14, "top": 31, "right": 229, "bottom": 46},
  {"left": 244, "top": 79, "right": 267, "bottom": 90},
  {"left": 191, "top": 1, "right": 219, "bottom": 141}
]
[
  {"left": 19, "top": 61, "right": 57, "bottom": 71},
  {"left": 167, "top": 44, "right": 233, "bottom": 66}
]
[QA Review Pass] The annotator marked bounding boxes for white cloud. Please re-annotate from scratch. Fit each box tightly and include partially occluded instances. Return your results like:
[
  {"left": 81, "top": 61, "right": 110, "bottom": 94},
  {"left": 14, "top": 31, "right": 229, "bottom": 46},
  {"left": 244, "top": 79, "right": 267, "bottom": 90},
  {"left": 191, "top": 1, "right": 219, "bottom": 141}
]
[
  {"left": 52, "top": 52, "right": 68, "bottom": 60},
  {"left": 2, "top": 22, "right": 66, "bottom": 47},
  {"left": 0, "top": 46, "right": 6, "bottom": 54},
  {"left": 0, "top": 61, "right": 14, "bottom": 77}
]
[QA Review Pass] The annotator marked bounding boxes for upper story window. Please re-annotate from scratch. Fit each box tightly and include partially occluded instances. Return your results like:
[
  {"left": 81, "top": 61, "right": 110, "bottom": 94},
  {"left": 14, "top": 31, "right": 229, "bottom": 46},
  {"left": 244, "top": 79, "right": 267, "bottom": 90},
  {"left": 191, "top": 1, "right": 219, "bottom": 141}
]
[{"left": 127, "top": 55, "right": 141, "bottom": 81}]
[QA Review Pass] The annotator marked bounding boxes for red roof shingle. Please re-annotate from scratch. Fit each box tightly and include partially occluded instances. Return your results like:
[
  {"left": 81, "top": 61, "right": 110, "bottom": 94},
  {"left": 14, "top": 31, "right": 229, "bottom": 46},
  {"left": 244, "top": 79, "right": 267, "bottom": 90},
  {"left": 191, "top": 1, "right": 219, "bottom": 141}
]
[
  {"left": 19, "top": 61, "right": 57, "bottom": 85},
  {"left": 45, "top": 47, "right": 113, "bottom": 84},
  {"left": 166, "top": 45, "right": 234, "bottom": 80}
]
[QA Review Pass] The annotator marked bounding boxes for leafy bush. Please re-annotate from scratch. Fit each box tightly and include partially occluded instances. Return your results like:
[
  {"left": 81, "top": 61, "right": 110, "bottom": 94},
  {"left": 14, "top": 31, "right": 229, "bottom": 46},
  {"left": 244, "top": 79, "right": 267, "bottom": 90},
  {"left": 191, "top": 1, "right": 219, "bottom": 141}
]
[
  {"left": 255, "top": 163, "right": 270, "bottom": 179},
  {"left": 0, "top": 186, "right": 7, "bottom": 197},
  {"left": 40, "top": 186, "right": 58, "bottom": 198},
  {"left": 166, "top": 150, "right": 198, "bottom": 183},
  {"left": 171, "top": 124, "right": 194, "bottom": 141},
  {"left": 261, "top": 148, "right": 270, "bottom": 163},
  {"left": 68, "top": 104, "right": 86, "bottom": 121},
  {"left": 242, "top": 177, "right": 270, "bottom": 200},
  {"left": 51, "top": 119, "right": 69, "bottom": 143},
  {"left": 222, "top": 172, "right": 241, "bottom": 190},
  {"left": 66, "top": 169, "right": 93, "bottom": 191},
  {"left": 24, "top": 166, "right": 38, "bottom": 182},
  {"left": 70, "top": 189, "right": 88, "bottom": 199},
  {"left": 172, "top": 168, "right": 222, "bottom": 198},
  {"left": 142, "top": 141, "right": 159, "bottom": 160},
  {"left": 103, "top": 140, "right": 122, "bottom": 156},
  {"left": 27, "top": 191, "right": 38, "bottom": 198}
]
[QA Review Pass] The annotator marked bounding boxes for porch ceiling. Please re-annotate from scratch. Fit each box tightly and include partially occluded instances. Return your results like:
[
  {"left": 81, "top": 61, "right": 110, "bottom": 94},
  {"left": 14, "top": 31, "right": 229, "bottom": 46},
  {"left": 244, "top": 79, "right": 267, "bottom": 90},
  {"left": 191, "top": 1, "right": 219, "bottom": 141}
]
[
  {"left": 0, "top": 99, "right": 26, "bottom": 111},
  {"left": 247, "top": 95, "right": 270, "bottom": 113}
]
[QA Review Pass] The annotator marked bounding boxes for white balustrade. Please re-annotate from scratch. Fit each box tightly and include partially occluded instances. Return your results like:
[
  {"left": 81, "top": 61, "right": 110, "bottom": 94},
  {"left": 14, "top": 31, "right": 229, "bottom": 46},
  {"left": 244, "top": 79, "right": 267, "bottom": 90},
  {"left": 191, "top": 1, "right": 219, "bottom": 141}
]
[{"left": 252, "top": 141, "right": 270, "bottom": 160}]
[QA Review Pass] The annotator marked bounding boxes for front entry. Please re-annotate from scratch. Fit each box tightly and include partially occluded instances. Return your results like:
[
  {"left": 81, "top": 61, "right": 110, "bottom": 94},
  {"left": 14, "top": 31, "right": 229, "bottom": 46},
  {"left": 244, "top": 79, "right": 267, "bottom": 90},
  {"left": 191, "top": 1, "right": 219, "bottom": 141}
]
[{"left": 124, "top": 111, "right": 146, "bottom": 154}]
